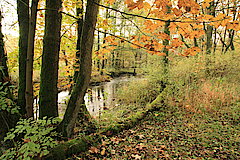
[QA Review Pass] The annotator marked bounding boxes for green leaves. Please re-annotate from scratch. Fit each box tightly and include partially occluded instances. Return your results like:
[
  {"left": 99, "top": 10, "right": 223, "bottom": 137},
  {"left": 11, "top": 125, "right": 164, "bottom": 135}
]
[
  {"left": 0, "top": 82, "right": 19, "bottom": 114},
  {"left": 1, "top": 118, "right": 60, "bottom": 160}
]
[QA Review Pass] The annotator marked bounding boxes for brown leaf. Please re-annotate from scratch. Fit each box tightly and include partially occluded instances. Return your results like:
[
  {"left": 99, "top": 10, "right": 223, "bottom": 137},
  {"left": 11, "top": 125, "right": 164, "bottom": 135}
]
[
  {"left": 89, "top": 146, "right": 99, "bottom": 154},
  {"left": 22, "top": 138, "right": 31, "bottom": 143}
]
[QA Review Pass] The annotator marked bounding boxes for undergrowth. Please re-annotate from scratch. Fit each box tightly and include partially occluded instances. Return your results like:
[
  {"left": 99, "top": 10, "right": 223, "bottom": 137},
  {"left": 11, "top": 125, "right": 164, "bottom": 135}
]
[{"left": 86, "top": 52, "right": 240, "bottom": 159}]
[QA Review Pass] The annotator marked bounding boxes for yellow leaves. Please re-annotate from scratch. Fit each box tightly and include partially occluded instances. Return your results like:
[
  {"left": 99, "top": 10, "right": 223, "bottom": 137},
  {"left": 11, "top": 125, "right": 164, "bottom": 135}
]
[
  {"left": 100, "top": 147, "right": 106, "bottom": 155},
  {"left": 98, "top": 19, "right": 109, "bottom": 29}
]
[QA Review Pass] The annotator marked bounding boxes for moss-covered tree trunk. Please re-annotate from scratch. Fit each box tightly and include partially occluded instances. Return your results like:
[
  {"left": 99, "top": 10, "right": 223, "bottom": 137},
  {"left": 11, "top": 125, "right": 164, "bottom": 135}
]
[
  {"left": 17, "top": 0, "right": 29, "bottom": 115},
  {"left": 39, "top": 0, "right": 62, "bottom": 118},
  {"left": 25, "top": 0, "right": 39, "bottom": 118},
  {"left": 162, "top": 6, "right": 171, "bottom": 75},
  {"left": 58, "top": 0, "right": 100, "bottom": 137}
]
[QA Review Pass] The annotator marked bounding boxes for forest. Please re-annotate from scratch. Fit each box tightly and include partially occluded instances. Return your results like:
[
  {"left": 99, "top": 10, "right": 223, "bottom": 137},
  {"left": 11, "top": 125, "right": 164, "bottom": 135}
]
[{"left": 0, "top": 0, "right": 239, "bottom": 159}]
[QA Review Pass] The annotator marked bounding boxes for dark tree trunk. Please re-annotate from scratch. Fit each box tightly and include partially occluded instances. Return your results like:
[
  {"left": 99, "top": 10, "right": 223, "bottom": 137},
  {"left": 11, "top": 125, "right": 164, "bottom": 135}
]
[
  {"left": 206, "top": 1, "right": 215, "bottom": 54},
  {"left": 25, "top": 0, "right": 39, "bottom": 118},
  {"left": 58, "top": 0, "right": 100, "bottom": 137},
  {"left": 17, "top": 0, "right": 29, "bottom": 115},
  {"left": 0, "top": 10, "right": 19, "bottom": 143},
  {"left": 162, "top": 6, "right": 170, "bottom": 75},
  {"left": 39, "top": 0, "right": 62, "bottom": 118}
]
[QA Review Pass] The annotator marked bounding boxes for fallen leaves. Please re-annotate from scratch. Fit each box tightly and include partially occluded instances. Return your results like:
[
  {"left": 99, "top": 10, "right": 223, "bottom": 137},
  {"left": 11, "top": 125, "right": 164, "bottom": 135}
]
[{"left": 75, "top": 106, "right": 240, "bottom": 160}]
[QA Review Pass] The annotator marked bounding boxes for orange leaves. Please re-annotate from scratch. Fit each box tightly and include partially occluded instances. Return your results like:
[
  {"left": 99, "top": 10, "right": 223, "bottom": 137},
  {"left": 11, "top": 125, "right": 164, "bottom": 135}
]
[
  {"left": 157, "top": 32, "right": 170, "bottom": 40},
  {"left": 178, "top": 0, "right": 200, "bottom": 14},
  {"left": 181, "top": 47, "right": 201, "bottom": 57},
  {"left": 107, "top": 0, "right": 115, "bottom": 5},
  {"left": 172, "top": 8, "right": 183, "bottom": 17},
  {"left": 209, "top": 13, "right": 232, "bottom": 29},
  {"left": 143, "top": 20, "right": 160, "bottom": 33},
  {"left": 104, "top": 36, "right": 118, "bottom": 46},
  {"left": 226, "top": 21, "right": 240, "bottom": 31},
  {"left": 125, "top": 0, "right": 144, "bottom": 10},
  {"left": 201, "top": 0, "right": 214, "bottom": 9},
  {"left": 154, "top": 0, "right": 171, "bottom": 12},
  {"left": 94, "top": 36, "right": 118, "bottom": 59},
  {"left": 170, "top": 38, "right": 184, "bottom": 48}
]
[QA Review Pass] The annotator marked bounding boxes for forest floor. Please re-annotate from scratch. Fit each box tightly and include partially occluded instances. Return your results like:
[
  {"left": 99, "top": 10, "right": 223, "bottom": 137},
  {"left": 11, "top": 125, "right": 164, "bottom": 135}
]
[{"left": 70, "top": 104, "right": 240, "bottom": 160}]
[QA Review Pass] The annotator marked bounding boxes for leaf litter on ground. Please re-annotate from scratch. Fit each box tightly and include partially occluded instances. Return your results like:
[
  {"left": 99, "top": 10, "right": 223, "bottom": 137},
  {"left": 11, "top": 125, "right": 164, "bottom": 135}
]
[{"left": 70, "top": 105, "right": 240, "bottom": 160}]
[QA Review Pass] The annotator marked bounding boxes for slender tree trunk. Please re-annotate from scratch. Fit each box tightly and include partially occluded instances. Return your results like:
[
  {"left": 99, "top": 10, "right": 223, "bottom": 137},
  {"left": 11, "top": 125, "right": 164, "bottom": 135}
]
[
  {"left": 39, "top": 0, "right": 62, "bottom": 119},
  {"left": 25, "top": 0, "right": 39, "bottom": 118},
  {"left": 58, "top": 0, "right": 100, "bottom": 137},
  {"left": 206, "top": 1, "right": 214, "bottom": 54},
  {"left": 100, "top": 8, "right": 108, "bottom": 75},
  {"left": 97, "top": 30, "right": 101, "bottom": 72},
  {"left": 162, "top": 14, "right": 170, "bottom": 74},
  {"left": 17, "top": 0, "right": 29, "bottom": 115},
  {"left": 73, "top": 0, "right": 84, "bottom": 84}
]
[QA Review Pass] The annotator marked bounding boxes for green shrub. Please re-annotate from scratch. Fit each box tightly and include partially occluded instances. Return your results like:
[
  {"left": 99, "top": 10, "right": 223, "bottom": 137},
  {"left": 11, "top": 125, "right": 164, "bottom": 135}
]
[
  {"left": 0, "top": 82, "right": 19, "bottom": 114},
  {"left": 0, "top": 117, "right": 60, "bottom": 160}
]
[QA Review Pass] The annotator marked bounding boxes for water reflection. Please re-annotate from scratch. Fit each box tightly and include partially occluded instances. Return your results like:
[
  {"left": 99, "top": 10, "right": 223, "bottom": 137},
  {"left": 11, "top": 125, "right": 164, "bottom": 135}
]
[{"left": 56, "top": 77, "right": 137, "bottom": 118}]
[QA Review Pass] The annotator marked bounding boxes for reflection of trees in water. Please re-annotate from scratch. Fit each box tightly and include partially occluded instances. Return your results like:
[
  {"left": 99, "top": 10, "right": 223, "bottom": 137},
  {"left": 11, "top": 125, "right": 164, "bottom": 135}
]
[
  {"left": 84, "top": 78, "right": 127, "bottom": 117},
  {"left": 56, "top": 77, "right": 138, "bottom": 118}
]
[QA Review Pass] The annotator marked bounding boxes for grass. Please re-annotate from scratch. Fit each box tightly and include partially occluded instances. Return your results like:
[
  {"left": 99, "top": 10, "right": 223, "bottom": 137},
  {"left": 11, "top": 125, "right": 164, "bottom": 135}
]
[{"left": 70, "top": 52, "right": 240, "bottom": 159}]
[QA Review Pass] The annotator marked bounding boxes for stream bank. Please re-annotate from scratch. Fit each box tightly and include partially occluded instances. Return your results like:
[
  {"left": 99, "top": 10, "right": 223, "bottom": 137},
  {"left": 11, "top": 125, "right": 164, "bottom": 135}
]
[{"left": 58, "top": 75, "right": 143, "bottom": 118}]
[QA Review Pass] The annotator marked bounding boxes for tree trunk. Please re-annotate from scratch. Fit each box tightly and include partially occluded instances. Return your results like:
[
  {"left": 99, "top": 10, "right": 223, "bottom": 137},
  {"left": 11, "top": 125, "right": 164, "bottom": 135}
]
[
  {"left": 39, "top": 0, "right": 62, "bottom": 119},
  {"left": 25, "top": 0, "right": 39, "bottom": 118},
  {"left": 73, "top": 0, "right": 84, "bottom": 84},
  {"left": 58, "top": 0, "right": 100, "bottom": 137},
  {"left": 206, "top": 2, "right": 215, "bottom": 54},
  {"left": 162, "top": 6, "right": 171, "bottom": 75},
  {"left": 0, "top": 10, "right": 19, "bottom": 143},
  {"left": 17, "top": 0, "right": 29, "bottom": 115}
]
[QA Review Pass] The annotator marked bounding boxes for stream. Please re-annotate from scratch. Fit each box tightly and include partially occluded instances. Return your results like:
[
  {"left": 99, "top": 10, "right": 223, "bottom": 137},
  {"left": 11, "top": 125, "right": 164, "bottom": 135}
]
[{"left": 57, "top": 76, "right": 140, "bottom": 118}]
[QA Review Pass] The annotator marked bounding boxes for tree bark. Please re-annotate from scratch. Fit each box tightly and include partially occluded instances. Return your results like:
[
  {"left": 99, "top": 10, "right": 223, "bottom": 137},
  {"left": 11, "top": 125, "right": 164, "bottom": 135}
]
[
  {"left": 58, "top": 0, "right": 100, "bottom": 137},
  {"left": 17, "top": 0, "right": 29, "bottom": 115},
  {"left": 73, "top": 0, "right": 84, "bottom": 84},
  {"left": 39, "top": 0, "right": 62, "bottom": 118},
  {"left": 162, "top": 6, "right": 171, "bottom": 75},
  {"left": 0, "top": 10, "right": 19, "bottom": 143},
  {"left": 25, "top": 0, "right": 39, "bottom": 118},
  {"left": 206, "top": 1, "right": 215, "bottom": 54}
]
